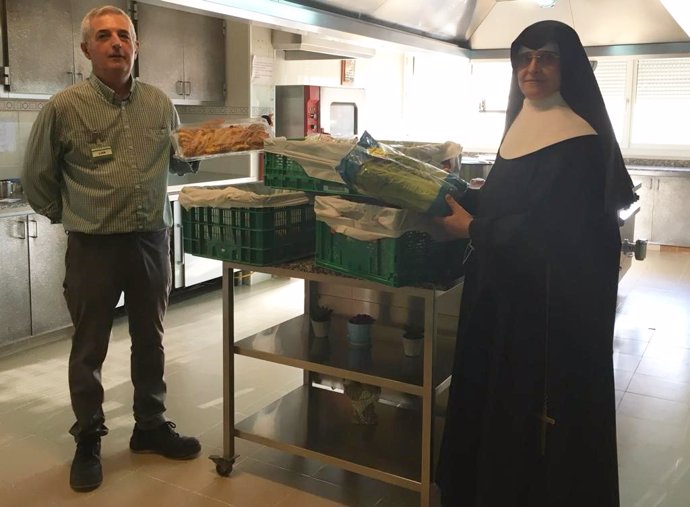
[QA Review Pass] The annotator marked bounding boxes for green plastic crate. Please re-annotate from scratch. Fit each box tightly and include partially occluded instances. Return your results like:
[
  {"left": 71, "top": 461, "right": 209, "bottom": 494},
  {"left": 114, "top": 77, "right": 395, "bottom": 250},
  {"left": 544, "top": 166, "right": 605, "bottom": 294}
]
[
  {"left": 263, "top": 152, "right": 353, "bottom": 195},
  {"left": 183, "top": 204, "right": 315, "bottom": 265},
  {"left": 315, "top": 221, "right": 469, "bottom": 287}
]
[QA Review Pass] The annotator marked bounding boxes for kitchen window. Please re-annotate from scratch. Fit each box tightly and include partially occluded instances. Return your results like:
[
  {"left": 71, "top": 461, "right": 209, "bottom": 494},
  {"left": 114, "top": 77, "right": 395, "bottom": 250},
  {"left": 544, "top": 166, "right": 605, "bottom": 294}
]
[
  {"left": 462, "top": 60, "right": 513, "bottom": 151},
  {"left": 630, "top": 58, "right": 690, "bottom": 147},
  {"left": 593, "top": 60, "right": 628, "bottom": 145},
  {"left": 466, "top": 55, "right": 690, "bottom": 156}
]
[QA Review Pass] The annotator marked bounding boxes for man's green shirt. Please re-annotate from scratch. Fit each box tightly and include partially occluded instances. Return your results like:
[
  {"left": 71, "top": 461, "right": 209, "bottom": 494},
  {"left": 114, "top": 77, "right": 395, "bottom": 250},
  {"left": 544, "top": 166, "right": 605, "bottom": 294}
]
[{"left": 22, "top": 74, "right": 181, "bottom": 234}]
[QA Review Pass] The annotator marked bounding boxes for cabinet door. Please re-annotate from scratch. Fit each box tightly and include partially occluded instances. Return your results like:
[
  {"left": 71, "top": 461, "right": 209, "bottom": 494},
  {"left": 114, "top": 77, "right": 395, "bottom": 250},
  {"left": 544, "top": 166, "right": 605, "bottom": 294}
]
[
  {"left": 632, "top": 176, "right": 653, "bottom": 241},
  {"left": 651, "top": 177, "right": 690, "bottom": 247},
  {"left": 70, "top": 0, "right": 129, "bottom": 81},
  {"left": 136, "top": 3, "right": 186, "bottom": 100},
  {"left": 6, "top": 0, "right": 74, "bottom": 94},
  {"left": 0, "top": 216, "right": 31, "bottom": 345},
  {"left": 28, "top": 215, "right": 72, "bottom": 335},
  {"left": 183, "top": 13, "right": 226, "bottom": 103}
]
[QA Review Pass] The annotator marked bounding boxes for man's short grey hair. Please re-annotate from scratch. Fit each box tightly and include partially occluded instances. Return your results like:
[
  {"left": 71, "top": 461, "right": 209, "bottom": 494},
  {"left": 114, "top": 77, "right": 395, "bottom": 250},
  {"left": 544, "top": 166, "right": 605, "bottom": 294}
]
[{"left": 81, "top": 5, "right": 137, "bottom": 44}]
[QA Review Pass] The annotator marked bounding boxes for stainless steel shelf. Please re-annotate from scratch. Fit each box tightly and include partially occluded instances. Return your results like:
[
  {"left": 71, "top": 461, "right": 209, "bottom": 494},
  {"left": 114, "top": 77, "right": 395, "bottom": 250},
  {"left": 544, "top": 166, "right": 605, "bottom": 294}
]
[
  {"left": 235, "top": 314, "right": 455, "bottom": 396},
  {"left": 235, "top": 385, "right": 423, "bottom": 491}
]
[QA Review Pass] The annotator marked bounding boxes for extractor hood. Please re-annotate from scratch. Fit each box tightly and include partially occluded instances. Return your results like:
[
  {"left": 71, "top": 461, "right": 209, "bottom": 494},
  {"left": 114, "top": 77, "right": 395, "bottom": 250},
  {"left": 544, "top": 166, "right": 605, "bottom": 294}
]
[{"left": 271, "top": 30, "right": 376, "bottom": 60}]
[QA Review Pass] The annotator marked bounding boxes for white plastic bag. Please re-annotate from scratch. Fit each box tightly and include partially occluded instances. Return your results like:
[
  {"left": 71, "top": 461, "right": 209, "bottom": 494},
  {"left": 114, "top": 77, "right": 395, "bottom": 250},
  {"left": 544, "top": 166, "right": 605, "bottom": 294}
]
[
  {"left": 178, "top": 182, "right": 309, "bottom": 210},
  {"left": 263, "top": 137, "right": 354, "bottom": 184},
  {"left": 314, "top": 196, "right": 453, "bottom": 242}
]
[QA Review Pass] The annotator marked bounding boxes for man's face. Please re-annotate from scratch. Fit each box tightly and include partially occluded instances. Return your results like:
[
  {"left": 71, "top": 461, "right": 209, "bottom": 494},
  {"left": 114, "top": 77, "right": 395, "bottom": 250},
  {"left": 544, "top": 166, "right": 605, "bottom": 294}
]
[
  {"left": 516, "top": 50, "right": 561, "bottom": 100},
  {"left": 80, "top": 13, "right": 138, "bottom": 81}
]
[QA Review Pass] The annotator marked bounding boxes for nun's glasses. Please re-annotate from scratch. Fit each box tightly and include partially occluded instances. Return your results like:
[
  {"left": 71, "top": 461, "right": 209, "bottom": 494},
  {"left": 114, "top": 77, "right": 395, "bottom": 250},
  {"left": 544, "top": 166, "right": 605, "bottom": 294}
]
[{"left": 515, "top": 51, "right": 560, "bottom": 70}]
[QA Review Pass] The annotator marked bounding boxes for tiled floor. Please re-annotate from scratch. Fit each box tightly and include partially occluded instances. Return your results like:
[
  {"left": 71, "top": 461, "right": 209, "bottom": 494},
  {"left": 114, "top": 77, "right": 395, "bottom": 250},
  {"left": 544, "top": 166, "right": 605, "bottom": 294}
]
[{"left": 1, "top": 248, "right": 690, "bottom": 506}]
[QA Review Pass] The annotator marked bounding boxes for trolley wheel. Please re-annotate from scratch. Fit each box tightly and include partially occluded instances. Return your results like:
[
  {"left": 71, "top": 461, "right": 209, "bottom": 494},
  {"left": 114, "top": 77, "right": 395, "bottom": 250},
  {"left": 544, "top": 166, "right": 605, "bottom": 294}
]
[{"left": 209, "top": 454, "right": 237, "bottom": 477}]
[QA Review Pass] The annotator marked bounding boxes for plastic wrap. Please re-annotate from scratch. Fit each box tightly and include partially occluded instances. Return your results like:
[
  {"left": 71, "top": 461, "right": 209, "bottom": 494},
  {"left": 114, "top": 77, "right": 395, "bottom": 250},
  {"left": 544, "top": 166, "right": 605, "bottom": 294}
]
[
  {"left": 314, "top": 195, "right": 454, "bottom": 241},
  {"left": 263, "top": 137, "right": 354, "bottom": 184},
  {"left": 336, "top": 132, "right": 468, "bottom": 216},
  {"left": 171, "top": 118, "right": 272, "bottom": 162},
  {"left": 178, "top": 182, "right": 309, "bottom": 210}
]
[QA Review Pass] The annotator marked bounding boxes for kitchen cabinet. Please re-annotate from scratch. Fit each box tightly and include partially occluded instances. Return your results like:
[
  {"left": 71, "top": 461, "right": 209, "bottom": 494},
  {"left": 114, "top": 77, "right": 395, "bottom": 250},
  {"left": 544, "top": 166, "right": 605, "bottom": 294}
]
[
  {"left": 214, "top": 259, "right": 462, "bottom": 507},
  {"left": 0, "top": 212, "right": 70, "bottom": 347},
  {"left": 28, "top": 214, "right": 71, "bottom": 335},
  {"left": 4, "top": 0, "right": 127, "bottom": 95},
  {"left": 135, "top": 2, "right": 226, "bottom": 103},
  {"left": 631, "top": 173, "right": 690, "bottom": 247},
  {"left": 0, "top": 216, "right": 31, "bottom": 345}
]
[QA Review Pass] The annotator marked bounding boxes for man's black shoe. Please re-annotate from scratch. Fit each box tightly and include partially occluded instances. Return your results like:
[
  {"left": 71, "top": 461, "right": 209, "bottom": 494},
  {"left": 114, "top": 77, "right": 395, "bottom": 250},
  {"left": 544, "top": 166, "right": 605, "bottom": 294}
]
[
  {"left": 129, "top": 421, "right": 201, "bottom": 460},
  {"left": 69, "top": 437, "right": 102, "bottom": 492}
]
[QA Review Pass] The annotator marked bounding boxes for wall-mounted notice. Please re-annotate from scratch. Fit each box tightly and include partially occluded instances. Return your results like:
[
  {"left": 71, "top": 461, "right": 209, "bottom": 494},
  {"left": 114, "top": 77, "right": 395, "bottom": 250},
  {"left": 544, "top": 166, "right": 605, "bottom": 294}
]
[{"left": 251, "top": 55, "right": 274, "bottom": 85}]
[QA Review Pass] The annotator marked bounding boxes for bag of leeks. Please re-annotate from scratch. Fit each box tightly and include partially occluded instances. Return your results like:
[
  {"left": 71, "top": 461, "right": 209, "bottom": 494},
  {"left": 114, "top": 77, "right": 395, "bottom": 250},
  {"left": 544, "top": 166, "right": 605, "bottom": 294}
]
[{"left": 336, "top": 132, "right": 468, "bottom": 216}]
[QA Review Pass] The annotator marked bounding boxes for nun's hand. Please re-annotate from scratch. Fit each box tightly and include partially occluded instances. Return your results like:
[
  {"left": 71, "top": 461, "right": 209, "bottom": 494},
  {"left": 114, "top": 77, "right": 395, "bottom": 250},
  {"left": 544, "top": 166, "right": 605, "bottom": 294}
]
[{"left": 434, "top": 194, "right": 473, "bottom": 238}]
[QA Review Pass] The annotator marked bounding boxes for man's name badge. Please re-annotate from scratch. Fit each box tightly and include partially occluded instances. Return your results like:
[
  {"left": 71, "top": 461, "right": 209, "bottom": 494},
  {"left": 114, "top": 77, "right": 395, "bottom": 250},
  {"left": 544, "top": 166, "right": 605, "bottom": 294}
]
[{"left": 91, "top": 146, "right": 113, "bottom": 159}]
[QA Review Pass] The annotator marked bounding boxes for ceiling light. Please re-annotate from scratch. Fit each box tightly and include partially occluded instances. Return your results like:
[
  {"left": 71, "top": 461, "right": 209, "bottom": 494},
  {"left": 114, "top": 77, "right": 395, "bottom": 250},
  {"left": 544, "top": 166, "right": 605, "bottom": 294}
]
[
  {"left": 535, "top": 0, "right": 558, "bottom": 7},
  {"left": 661, "top": 0, "right": 690, "bottom": 37}
]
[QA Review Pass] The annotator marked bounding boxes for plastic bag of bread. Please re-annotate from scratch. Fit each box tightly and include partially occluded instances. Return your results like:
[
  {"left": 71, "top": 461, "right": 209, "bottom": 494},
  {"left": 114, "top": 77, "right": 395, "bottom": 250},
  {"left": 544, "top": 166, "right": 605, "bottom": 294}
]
[{"left": 172, "top": 118, "right": 272, "bottom": 161}]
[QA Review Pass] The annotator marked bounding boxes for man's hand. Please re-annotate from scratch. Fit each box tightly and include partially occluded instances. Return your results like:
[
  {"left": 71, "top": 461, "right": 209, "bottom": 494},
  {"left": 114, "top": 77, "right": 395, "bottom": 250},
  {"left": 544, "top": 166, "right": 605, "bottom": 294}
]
[{"left": 434, "top": 194, "right": 473, "bottom": 238}]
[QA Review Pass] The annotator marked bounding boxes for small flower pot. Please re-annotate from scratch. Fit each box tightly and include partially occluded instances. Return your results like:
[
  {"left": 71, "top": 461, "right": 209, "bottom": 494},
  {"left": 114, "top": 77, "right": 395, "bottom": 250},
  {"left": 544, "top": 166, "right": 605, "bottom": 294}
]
[
  {"left": 402, "top": 337, "right": 423, "bottom": 357},
  {"left": 347, "top": 322, "right": 372, "bottom": 348},
  {"left": 310, "top": 319, "right": 330, "bottom": 338}
]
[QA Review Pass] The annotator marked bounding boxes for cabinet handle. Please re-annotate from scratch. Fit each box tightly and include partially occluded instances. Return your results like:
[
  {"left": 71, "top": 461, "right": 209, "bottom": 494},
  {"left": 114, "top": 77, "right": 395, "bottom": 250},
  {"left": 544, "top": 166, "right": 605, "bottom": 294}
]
[
  {"left": 14, "top": 219, "right": 26, "bottom": 239},
  {"left": 76, "top": 72, "right": 84, "bottom": 81},
  {"left": 28, "top": 218, "right": 38, "bottom": 238},
  {"left": 184, "top": 81, "right": 191, "bottom": 96},
  {"left": 174, "top": 223, "right": 184, "bottom": 264},
  {"left": 176, "top": 81, "right": 185, "bottom": 96}
]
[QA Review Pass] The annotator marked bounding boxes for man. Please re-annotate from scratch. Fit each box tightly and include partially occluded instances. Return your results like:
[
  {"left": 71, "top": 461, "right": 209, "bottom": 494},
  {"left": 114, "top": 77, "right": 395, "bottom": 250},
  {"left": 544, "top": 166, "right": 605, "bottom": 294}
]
[{"left": 22, "top": 5, "right": 201, "bottom": 493}]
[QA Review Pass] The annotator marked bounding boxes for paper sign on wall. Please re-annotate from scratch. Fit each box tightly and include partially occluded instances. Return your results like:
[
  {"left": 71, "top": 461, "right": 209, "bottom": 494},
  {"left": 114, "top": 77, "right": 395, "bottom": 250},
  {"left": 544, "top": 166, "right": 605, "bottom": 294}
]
[{"left": 251, "top": 55, "right": 274, "bottom": 85}]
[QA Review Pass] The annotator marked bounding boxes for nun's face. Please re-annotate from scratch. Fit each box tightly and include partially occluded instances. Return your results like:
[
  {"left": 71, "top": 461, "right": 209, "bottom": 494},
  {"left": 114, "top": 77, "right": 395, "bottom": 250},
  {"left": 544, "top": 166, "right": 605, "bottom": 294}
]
[{"left": 516, "top": 50, "right": 561, "bottom": 100}]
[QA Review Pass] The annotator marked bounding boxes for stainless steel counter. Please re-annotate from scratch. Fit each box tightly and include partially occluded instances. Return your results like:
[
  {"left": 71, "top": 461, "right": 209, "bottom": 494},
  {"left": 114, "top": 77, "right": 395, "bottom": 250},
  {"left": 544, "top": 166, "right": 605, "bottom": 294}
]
[
  {"left": 627, "top": 165, "right": 690, "bottom": 176},
  {"left": 0, "top": 200, "right": 32, "bottom": 218},
  {"left": 0, "top": 176, "right": 258, "bottom": 219}
]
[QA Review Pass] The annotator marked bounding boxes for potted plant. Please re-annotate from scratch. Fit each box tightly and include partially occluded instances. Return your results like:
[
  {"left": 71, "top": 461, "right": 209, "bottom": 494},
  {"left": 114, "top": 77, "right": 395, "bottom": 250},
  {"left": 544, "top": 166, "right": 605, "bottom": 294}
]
[
  {"left": 310, "top": 304, "right": 333, "bottom": 338},
  {"left": 347, "top": 313, "right": 375, "bottom": 348},
  {"left": 402, "top": 324, "right": 424, "bottom": 357}
]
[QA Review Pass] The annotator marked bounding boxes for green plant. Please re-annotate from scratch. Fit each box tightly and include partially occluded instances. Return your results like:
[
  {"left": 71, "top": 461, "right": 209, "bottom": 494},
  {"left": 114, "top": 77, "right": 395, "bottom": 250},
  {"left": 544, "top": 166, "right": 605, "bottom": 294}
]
[
  {"left": 403, "top": 324, "right": 424, "bottom": 340},
  {"left": 348, "top": 313, "right": 375, "bottom": 325},
  {"left": 311, "top": 304, "right": 333, "bottom": 322}
]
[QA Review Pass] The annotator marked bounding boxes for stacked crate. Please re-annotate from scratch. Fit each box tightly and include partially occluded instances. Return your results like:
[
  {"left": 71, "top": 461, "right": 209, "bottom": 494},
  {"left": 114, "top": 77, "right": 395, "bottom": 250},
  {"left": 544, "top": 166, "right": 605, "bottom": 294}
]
[
  {"left": 262, "top": 143, "right": 467, "bottom": 287},
  {"left": 181, "top": 183, "right": 315, "bottom": 266}
]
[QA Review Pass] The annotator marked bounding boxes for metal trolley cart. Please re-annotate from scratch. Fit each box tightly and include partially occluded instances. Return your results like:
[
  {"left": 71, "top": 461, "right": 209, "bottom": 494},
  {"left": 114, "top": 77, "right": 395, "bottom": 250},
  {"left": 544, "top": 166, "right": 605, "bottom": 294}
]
[{"left": 210, "top": 259, "right": 463, "bottom": 507}]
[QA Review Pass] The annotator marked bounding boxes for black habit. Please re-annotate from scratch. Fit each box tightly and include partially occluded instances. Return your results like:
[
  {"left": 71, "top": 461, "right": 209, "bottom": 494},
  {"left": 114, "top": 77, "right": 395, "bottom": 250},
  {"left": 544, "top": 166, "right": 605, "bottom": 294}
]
[{"left": 436, "top": 136, "right": 622, "bottom": 506}]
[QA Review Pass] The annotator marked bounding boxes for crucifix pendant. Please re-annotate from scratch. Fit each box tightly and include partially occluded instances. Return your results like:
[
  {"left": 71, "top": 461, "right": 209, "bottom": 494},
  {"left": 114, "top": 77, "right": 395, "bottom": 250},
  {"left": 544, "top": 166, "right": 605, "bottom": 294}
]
[{"left": 538, "top": 401, "right": 555, "bottom": 456}]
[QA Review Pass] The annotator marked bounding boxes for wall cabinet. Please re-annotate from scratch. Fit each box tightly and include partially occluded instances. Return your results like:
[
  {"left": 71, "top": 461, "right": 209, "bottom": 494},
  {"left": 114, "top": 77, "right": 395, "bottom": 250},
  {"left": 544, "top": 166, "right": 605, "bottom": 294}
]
[
  {"left": 135, "top": 2, "right": 226, "bottom": 103},
  {"left": 632, "top": 174, "right": 690, "bottom": 247},
  {"left": 5, "top": 0, "right": 127, "bottom": 95},
  {"left": 0, "top": 213, "right": 70, "bottom": 347}
]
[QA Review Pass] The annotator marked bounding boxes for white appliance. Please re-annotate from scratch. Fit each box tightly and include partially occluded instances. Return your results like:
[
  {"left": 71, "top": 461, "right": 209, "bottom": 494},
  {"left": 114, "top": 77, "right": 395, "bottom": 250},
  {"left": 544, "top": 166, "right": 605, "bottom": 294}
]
[
  {"left": 274, "top": 85, "right": 366, "bottom": 139},
  {"left": 319, "top": 86, "right": 367, "bottom": 137}
]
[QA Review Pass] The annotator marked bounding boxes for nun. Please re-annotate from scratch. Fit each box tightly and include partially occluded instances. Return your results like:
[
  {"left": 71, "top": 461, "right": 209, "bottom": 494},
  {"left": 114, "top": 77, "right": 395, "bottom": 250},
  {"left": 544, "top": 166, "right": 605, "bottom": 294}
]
[{"left": 434, "top": 20, "right": 636, "bottom": 507}]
